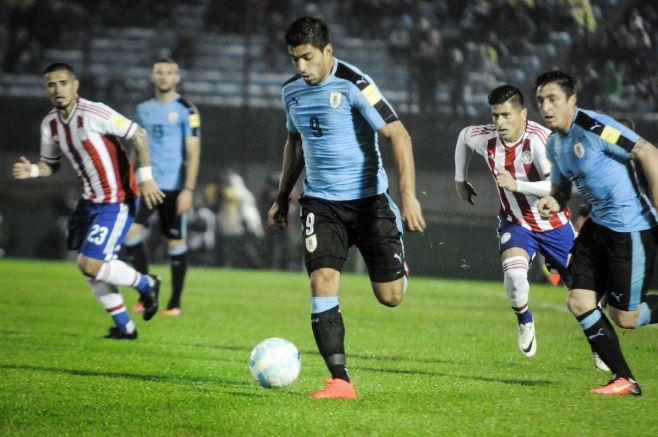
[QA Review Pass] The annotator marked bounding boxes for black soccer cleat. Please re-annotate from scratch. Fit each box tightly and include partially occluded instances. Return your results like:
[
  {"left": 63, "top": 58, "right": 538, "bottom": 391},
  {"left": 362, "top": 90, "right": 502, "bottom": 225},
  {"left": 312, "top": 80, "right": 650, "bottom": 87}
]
[
  {"left": 142, "top": 275, "right": 161, "bottom": 321},
  {"left": 104, "top": 325, "right": 138, "bottom": 340}
]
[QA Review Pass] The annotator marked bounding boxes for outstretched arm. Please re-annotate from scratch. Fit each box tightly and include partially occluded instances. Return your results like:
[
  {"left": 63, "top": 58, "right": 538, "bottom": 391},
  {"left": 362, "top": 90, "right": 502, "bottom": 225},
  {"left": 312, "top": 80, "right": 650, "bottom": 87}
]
[
  {"left": 495, "top": 167, "right": 551, "bottom": 197},
  {"left": 538, "top": 181, "right": 572, "bottom": 219},
  {"left": 129, "top": 127, "right": 165, "bottom": 209},
  {"left": 12, "top": 156, "right": 58, "bottom": 179},
  {"left": 454, "top": 126, "right": 478, "bottom": 204},
  {"left": 379, "top": 120, "right": 426, "bottom": 232},
  {"left": 267, "top": 132, "right": 305, "bottom": 230}
]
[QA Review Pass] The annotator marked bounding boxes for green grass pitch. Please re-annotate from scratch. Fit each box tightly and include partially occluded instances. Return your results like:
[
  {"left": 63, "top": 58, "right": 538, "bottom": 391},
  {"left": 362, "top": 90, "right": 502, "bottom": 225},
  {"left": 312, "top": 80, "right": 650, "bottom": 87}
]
[{"left": 0, "top": 258, "right": 656, "bottom": 435}]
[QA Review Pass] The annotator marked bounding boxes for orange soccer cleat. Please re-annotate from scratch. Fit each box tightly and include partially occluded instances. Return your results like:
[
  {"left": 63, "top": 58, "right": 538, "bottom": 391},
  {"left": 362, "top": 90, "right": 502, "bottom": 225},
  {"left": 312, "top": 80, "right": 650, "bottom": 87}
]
[
  {"left": 590, "top": 377, "right": 641, "bottom": 396},
  {"left": 132, "top": 302, "right": 145, "bottom": 314},
  {"left": 161, "top": 307, "right": 181, "bottom": 317},
  {"left": 311, "top": 378, "right": 357, "bottom": 399}
]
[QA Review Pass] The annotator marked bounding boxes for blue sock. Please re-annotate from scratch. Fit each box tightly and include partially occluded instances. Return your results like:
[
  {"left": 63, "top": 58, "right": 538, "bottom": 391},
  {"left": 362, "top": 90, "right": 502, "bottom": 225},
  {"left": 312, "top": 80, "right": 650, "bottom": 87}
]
[
  {"left": 516, "top": 308, "right": 533, "bottom": 325},
  {"left": 134, "top": 274, "right": 152, "bottom": 294},
  {"left": 112, "top": 310, "right": 132, "bottom": 332},
  {"left": 311, "top": 296, "right": 339, "bottom": 314}
]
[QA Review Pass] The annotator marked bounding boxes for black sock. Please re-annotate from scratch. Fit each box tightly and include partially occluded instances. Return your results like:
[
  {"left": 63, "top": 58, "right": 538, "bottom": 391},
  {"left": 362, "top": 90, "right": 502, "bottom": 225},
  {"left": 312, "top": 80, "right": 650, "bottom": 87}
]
[
  {"left": 169, "top": 252, "right": 187, "bottom": 309},
  {"left": 576, "top": 308, "right": 633, "bottom": 379},
  {"left": 643, "top": 294, "right": 658, "bottom": 324},
  {"left": 311, "top": 306, "right": 349, "bottom": 382},
  {"left": 125, "top": 242, "right": 149, "bottom": 275},
  {"left": 125, "top": 242, "right": 149, "bottom": 303}
]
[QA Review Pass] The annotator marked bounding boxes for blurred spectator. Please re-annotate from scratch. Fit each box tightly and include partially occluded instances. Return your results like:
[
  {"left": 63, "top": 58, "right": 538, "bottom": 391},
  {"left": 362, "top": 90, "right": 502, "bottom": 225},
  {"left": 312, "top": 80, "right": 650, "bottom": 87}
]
[
  {"left": 78, "top": 69, "right": 99, "bottom": 101},
  {"left": 187, "top": 191, "right": 217, "bottom": 266},
  {"left": 259, "top": 171, "right": 300, "bottom": 271},
  {"left": 104, "top": 70, "right": 130, "bottom": 114},
  {"left": 172, "top": 32, "right": 195, "bottom": 70},
  {"left": 410, "top": 17, "right": 442, "bottom": 114},
  {"left": 216, "top": 169, "right": 265, "bottom": 268},
  {"left": 599, "top": 60, "right": 623, "bottom": 109}
]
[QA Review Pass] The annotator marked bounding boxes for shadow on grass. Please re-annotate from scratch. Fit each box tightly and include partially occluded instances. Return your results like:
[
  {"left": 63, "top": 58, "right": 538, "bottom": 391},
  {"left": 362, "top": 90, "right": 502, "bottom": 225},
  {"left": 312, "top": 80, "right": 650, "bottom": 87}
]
[
  {"left": 0, "top": 363, "right": 254, "bottom": 389},
  {"left": 361, "top": 365, "right": 555, "bottom": 386}
]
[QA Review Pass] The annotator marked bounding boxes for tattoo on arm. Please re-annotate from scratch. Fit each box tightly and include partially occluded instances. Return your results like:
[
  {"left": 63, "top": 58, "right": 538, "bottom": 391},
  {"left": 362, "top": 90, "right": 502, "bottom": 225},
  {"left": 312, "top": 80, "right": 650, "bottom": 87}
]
[{"left": 130, "top": 128, "right": 151, "bottom": 168}]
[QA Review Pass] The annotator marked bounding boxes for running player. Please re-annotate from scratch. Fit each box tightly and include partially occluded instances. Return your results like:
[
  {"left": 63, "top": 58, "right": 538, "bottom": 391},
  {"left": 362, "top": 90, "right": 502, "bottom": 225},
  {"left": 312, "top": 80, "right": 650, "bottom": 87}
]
[
  {"left": 12, "top": 63, "right": 165, "bottom": 339},
  {"left": 267, "top": 17, "right": 426, "bottom": 399},
  {"left": 454, "top": 84, "right": 574, "bottom": 358},
  {"left": 536, "top": 70, "right": 658, "bottom": 396},
  {"left": 124, "top": 58, "right": 201, "bottom": 317}
]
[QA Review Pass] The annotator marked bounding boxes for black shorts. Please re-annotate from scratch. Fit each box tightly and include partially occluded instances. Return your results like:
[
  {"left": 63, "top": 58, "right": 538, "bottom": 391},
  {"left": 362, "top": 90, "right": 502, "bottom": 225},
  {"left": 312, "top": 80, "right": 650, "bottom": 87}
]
[
  {"left": 569, "top": 219, "right": 658, "bottom": 311},
  {"left": 298, "top": 194, "right": 405, "bottom": 283},
  {"left": 134, "top": 190, "right": 186, "bottom": 240}
]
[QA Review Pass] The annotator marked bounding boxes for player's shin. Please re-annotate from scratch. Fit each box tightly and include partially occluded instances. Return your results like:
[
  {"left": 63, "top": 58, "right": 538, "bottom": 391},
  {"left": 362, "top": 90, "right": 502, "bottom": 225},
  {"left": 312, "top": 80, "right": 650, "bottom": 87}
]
[
  {"left": 169, "top": 246, "right": 188, "bottom": 309},
  {"left": 311, "top": 296, "right": 349, "bottom": 382},
  {"left": 86, "top": 277, "right": 135, "bottom": 334},
  {"left": 123, "top": 235, "right": 149, "bottom": 275},
  {"left": 503, "top": 257, "right": 532, "bottom": 323},
  {"left": 577, "top": 308, "right": 633, "bottom": 379},
  {"left": 95, "top": 259, "right": 155, "bottom": 294}
]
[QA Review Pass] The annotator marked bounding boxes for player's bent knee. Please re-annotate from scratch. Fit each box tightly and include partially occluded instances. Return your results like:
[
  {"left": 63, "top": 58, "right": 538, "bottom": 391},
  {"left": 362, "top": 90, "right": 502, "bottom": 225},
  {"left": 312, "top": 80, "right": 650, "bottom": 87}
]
[
  {"left": 566, "top": 293, "right": 593, "bottom": 317},
  {"left": 372, "top": 280, "right": 404, "bottom": 307},
  {"left": 77, "top": 255, "right": 102, "bottom": 278}
]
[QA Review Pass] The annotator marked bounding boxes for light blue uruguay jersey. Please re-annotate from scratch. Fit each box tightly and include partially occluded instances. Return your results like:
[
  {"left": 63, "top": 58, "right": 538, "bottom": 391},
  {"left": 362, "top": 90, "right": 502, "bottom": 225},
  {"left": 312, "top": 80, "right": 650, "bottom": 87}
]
[
  {"left": 281, "top": 58, "right": 399, "bottom": 201},
  {"left": 136, "top": 96, "right": 200, "bottom": 190},
  {"left": 547, "top": 108, "right": 657, "bottom": 232}
]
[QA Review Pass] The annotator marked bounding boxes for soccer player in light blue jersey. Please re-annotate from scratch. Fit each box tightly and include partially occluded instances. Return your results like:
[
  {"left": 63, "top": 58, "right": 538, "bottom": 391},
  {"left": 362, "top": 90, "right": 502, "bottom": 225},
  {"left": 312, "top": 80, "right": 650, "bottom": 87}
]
[
  {"left": 123, "top": 58, "right": 201, "bottom": 317},
  {"left": 536, "top": 70, "right": 658, "bottom": 396},
  {"left": 267, "top": 17, "right": 426, "bottom": 399}
]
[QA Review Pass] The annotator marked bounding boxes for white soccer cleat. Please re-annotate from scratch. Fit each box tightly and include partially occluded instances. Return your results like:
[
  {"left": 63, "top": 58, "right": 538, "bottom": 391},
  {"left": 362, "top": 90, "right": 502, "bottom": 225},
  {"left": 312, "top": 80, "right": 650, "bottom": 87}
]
[
  {"left": 517, "top": 321, "right": 537, "bottom": 357},
  {"left": 592, "top": 352, "right": 610, "bottom": 372}
]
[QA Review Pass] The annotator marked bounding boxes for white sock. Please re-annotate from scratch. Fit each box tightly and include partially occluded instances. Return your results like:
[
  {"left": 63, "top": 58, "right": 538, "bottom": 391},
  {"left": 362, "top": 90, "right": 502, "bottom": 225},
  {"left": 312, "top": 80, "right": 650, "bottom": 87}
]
[
  {"left": 503, "top": 256, "right": 530, "bottom": 310},
  {"left": 95, "top": 259, "right": 145, "bottom": 288}
]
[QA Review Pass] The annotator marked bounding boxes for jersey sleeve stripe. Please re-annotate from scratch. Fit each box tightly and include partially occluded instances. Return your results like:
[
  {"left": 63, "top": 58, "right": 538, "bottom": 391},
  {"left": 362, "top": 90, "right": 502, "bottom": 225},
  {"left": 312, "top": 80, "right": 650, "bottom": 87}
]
[
  {"left": 574, "top": 111, "right": 635, "bottom": 151},
  {"left": 334, "top": 61, "right": 398, "bottom": 124},
  {"left": 374, "top": 99, "right": 398, "bottom": 124},
  {"left": 176, "top": 97, "right": 201, "bottom": 136}
]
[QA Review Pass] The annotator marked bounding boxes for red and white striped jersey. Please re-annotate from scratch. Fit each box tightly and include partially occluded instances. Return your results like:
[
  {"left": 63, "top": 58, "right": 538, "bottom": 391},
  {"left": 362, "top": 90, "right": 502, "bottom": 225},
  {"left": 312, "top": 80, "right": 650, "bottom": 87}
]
[
  {"left": 457, "top": 120, "right": 570, "bottom": 232},
  {"left": 39, "top": 97, "right": 139, "bottom": 204}
]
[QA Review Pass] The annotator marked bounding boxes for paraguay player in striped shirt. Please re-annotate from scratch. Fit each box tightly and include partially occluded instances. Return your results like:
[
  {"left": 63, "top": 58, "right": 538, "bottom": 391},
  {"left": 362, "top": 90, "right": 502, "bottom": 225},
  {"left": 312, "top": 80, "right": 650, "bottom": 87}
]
[
  {"left": 536, "top": 70, "right": 658, "bottom": 396},
  {"left": 12, "top": 63, "right": 165, "bottom": 340},
  {"left": 454, "top": 84, "right": 575, "bottom": 359},
  {"left": 268, "top": 17, "right": 426, "bottom": 399}
]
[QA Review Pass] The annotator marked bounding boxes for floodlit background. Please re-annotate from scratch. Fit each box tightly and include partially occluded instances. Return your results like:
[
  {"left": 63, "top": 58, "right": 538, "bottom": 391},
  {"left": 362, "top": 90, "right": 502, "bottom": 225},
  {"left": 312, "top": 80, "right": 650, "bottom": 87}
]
[{"left": 0, "top": 0, "right": 656, "bottom": 280}]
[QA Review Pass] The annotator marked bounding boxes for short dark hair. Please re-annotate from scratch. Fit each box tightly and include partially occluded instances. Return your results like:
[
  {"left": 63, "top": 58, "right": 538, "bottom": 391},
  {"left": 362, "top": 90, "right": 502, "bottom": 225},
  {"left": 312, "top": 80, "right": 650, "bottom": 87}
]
[
  {"left": 488, "top": 84, "right": 524, "bottom": 106},
  {"left": 535, "top": 70, "right": 575, "bottom": 97},
  {"left": 43, "top": 62, "right": 76, "bottom": 76},
  {"left": 285, "top": 16, "right": 330, "bottom": 49}
]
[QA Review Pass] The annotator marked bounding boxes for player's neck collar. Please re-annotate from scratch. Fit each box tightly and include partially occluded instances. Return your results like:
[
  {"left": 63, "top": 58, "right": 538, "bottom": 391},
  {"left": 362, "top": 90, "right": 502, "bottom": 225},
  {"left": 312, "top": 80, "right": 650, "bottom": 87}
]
[{"left": 57, "top": 97, "right": 78, "bottom": 124}]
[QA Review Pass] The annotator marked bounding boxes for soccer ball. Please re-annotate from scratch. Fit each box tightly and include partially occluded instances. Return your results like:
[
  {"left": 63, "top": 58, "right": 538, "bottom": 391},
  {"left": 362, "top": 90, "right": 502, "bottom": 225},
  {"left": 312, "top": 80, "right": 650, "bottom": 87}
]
[{"left": 249, "top": 338, "right": 301, "bottom": 388}]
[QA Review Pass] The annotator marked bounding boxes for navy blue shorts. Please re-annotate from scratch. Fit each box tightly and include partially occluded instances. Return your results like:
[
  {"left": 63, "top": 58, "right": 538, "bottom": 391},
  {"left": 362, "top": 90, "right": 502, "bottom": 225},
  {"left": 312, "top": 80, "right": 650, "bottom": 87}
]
[
  {"left": 498, "top": 219, "right": 575, "bottom": 275},
  {"left": 67, "top": 199, "right": 135, "bottom": 261}
]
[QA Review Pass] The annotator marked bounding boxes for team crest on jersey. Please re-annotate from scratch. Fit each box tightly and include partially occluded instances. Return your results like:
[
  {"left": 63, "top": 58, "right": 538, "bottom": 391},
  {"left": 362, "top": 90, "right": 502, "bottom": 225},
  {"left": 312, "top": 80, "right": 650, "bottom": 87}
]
[
  {"left": 573, "top": 142, "right": 585, "bottom": 158},
  {"left": 500, "top": 232, "right": 511, "bottom": 244},
  {"left": 77, "top": 128, "right": 88, "bottom": 141},
  {"left": 305, "top": 235, "right": 318, "bottom": 253},
  {"left": 329, "top": 91, "right": 342, "bottom": 108},
  {"left": 168, "top": 112, "right": 179, "bottom": 123},
  {"left": 520, "top": 150, "right": 533, "bottom": 165}
]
